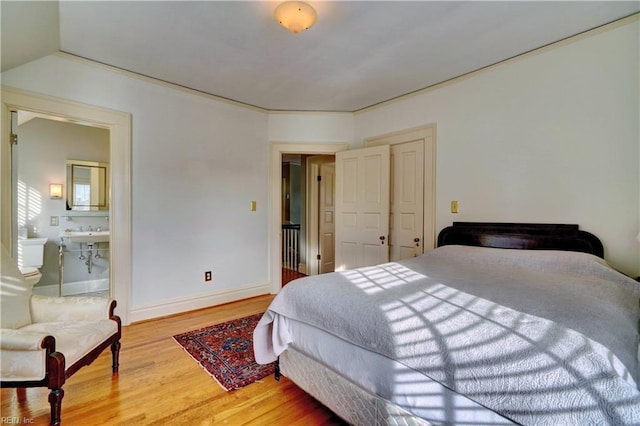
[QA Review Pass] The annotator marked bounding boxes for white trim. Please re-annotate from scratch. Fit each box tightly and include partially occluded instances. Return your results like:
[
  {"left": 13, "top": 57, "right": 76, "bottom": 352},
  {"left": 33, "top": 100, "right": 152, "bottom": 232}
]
[
  {"left": 128, "top": 283, "right": 271, "bottom": 324},
  {"left": 269, "top": 142, "right": 348, "bottom": 294},
  {"left": 1, "top": 86, "right": 132, "bottom": 325}
]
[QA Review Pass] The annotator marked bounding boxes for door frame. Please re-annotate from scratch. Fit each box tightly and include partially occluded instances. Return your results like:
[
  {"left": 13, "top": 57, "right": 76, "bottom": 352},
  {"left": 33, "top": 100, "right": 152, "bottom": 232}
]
[
  {"left": 269, "top": 142, "right": 347, "bottom": 294},
  {"left": 365, "top": 124, "right": 437, "bottom": 251},
  {"left": 1, "top": 87, "right": 132, "bottom": 325}
]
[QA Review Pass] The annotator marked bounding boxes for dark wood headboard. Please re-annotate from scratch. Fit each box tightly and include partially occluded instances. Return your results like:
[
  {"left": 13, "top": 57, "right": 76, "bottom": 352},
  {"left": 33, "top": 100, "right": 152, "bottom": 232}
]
[{"left": 437, "top": 222, "right": 604, "bottom": 258}]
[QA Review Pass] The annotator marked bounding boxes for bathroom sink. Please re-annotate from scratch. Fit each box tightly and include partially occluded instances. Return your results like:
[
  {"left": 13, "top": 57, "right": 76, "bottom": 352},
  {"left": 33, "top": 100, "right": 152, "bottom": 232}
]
[{"left": 59, "top": 231, "right": 110, "bottom": 243}]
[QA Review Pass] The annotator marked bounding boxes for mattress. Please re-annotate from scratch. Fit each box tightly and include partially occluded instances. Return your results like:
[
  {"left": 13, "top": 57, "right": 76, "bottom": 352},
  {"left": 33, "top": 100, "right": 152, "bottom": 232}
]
[
  {"left": 284, "top": 317, "right": 514, "bottom": 425},
  {"left": 280, "top": 347, "right": 433, "bottom": 426}
]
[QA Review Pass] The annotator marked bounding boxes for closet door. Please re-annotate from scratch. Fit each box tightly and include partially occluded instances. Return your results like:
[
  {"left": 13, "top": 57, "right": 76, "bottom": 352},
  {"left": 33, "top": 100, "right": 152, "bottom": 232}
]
[
  {"left": 390, "top": 140, "right": 424, "bottom": 261},
  {"left": 365, "top": 124, "right": 436, "bottom": 255},
  {"left": 335, "top": 145, "right": 390, "bottom": 271}
]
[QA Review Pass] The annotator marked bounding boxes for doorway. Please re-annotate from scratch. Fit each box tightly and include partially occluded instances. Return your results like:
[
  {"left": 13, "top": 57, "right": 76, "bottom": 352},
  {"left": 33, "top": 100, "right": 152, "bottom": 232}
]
[
  {"left": 306, "top": 156, "right": 336, "bottom": 275},
  {"left": 281, "top": 154, "right": 305, "bottom": 284},
  {"left": 269, "top": 125, "right": 436, "bottom": 294},
  {"left": 1, "top": 87, "right": 133, "bottom": 324},
  {"left": 269, "top": 142, "right": 348, "bottom": 293},
  {"left": 280, "top": 153, "right": 337, "bottom": 284},
  {"left": 12, "top": 111, "right": 110, "bottom": 297}
]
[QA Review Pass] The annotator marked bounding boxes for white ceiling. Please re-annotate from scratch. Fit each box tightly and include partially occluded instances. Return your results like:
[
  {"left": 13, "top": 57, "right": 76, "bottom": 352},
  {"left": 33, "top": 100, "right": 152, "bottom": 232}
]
[{"left": 2, "top": 1, "right": 639, "bottom": 112}]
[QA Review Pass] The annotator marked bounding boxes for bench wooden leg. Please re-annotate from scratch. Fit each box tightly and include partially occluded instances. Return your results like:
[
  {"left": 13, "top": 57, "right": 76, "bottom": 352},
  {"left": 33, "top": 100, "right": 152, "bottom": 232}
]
[
  {"left": 111, "top": 340, "right": 121, "bottom": 373},
  {"left": 16, "top": 387, "right": 27, "bottom": 402},
  {"left": 48, "top": 387, "right": 64, "bottom": 426}
]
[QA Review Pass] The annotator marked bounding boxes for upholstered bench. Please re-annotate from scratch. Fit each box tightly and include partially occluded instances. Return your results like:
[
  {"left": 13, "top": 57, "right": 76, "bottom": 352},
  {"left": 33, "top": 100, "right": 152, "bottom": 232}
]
[{"left": 1, "top": 245, "right": 121, "bottom": 426}]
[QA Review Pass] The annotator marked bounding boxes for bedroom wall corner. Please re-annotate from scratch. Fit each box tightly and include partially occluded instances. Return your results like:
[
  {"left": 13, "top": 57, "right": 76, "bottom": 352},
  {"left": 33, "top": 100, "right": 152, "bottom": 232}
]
[{"left": 353, "top": 17, "right": 640, "bottom": 277}]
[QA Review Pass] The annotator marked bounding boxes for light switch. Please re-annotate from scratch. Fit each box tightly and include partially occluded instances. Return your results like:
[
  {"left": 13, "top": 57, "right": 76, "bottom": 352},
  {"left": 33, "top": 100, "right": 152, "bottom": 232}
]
[
  {"left": 50, "top": 216, "right": 59, "bottom": 226},
  {"left": 250, "top": 201, "right": 257, "bottom": 211},
  {"left": 451, "top": 201, "right": 459, "bottom": 214}
]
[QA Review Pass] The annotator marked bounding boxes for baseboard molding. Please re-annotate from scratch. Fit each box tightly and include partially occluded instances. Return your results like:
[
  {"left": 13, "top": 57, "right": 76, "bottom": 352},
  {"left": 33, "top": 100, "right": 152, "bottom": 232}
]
[
  {"left": 33, "top": 279, "right": 109, "bottom": 297},
  {"left": 129, "top": 283, "right": 271, "bottom": 323}
]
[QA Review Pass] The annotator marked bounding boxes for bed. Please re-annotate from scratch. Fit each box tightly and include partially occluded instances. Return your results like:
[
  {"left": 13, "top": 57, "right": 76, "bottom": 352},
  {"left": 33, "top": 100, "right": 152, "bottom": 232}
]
[{"left": 254, "top": 222, "right": 640, "bottom": 425}]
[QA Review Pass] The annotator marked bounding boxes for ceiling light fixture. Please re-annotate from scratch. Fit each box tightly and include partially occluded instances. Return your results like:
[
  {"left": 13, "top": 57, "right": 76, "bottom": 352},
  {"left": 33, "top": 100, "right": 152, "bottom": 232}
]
[{"left": 274, "top": 1, "right": 317, "bottom": 34}]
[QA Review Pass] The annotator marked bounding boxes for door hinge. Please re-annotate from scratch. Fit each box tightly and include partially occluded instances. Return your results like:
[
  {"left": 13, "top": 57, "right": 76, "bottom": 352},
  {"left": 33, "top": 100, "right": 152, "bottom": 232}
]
[
  {"left": 10, "top": 111, "right": 18, "bottom": 145},
  {"left": 316, "top": 254, "right": 321, "bottom": 260},
  {"left": 317, "top": 175, "right": 322, "bottom": 182}
]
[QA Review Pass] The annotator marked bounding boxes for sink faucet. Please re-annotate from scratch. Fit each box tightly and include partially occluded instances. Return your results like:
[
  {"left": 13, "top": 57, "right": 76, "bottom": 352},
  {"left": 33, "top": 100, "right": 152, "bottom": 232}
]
[{"left": 87, "top": 225, "right": 93, "bottom": 232}]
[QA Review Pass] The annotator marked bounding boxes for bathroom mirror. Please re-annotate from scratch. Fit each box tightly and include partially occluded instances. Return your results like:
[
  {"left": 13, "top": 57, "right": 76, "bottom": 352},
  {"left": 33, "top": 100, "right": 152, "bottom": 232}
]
[{"left": 66, "top": 160, "right": 109, "bottom": 211}]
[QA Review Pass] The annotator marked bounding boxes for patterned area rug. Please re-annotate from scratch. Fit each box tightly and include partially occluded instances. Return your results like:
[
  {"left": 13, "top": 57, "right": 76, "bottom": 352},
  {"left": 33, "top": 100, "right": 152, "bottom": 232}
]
[{"left": 173, "top": 313, "right": 274, "bottom": 391}]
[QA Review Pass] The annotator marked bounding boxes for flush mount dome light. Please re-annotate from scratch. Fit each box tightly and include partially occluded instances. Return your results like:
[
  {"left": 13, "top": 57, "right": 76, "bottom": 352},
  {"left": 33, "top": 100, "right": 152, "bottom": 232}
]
[{"left": 274, "top": 1, "right": 317, "bottom": 34}]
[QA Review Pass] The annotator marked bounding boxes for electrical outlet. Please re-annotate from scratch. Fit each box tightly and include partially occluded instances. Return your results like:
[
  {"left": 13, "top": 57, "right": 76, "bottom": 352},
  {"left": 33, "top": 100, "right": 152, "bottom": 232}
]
[{"left": 205, "top": 271, "right": 212, "bottom": 282}]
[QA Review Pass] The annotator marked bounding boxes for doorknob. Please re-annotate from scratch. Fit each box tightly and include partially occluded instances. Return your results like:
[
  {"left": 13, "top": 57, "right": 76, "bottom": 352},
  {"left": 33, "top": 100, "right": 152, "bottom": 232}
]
[
  {"left": 379, "top": 235, "right": 386, "bottom": 245},
  {"left": 414, "top": 237, "right": 420, "bottom": 247}
]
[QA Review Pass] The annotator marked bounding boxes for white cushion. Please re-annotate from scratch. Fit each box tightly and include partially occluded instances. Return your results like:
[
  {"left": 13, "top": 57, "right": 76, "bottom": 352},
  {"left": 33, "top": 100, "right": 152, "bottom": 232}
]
[
  {"left": 1, "top": 347, "right": 47, "bottom": 381},
  {"left": 30, "top": 295, "right": 113, "bottom": 323},
  {"left": 20, "top": 320, "right": 118, "bottom": 367},
  {"left": 0, "top": 329, "right": 48, "bottom": 381}
]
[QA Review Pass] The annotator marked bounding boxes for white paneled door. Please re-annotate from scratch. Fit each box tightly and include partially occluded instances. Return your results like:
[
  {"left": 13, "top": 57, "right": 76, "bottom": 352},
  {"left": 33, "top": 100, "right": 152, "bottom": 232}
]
[
  {"left": 319, "top": 163, "right": 336, "bottom": 273},
  {"left": 390, "top": 140, "right": 424, "bottom": 261},
  {"left": 335, "top": 145, "right": 390, "bottom": 270}
]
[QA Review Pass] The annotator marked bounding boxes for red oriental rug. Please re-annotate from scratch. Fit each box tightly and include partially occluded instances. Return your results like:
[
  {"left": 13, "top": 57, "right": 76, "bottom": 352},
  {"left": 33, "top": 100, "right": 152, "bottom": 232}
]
[{"left": 173, "top": 313, "right": 274, "bottom": 391}]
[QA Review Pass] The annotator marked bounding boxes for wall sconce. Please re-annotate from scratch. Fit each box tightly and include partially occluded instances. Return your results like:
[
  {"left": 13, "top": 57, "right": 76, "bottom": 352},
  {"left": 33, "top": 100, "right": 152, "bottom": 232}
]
[
  {"left": 49, "top": 183, "right": 63, "bottom": 200},
  {"left": 274, "top": 1, "right": 317, "bottom": 34}
]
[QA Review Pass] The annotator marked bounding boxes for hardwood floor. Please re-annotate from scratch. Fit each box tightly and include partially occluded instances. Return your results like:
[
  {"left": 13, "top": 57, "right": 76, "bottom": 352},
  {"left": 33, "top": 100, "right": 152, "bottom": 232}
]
[
  {"left": 1, "top": 295, "right": 346, "bottom": 425},
  {"left": 282, "top": 268, "right": 306, "bottom": 286}
]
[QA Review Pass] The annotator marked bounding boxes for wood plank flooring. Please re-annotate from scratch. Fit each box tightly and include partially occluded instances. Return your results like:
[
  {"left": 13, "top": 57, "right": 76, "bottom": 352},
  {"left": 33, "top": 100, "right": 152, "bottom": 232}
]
[
  {"left": 1, "top": 295, "right": 347, "bottom": 425},
  {"left": 282, "top": 268, "right": 306, "bottom": 286}
]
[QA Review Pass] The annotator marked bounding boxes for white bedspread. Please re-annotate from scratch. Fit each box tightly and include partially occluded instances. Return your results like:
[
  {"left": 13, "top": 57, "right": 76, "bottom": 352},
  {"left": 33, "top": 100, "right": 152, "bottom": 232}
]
[{"left": 254, "top": 246, "right": 640, "bottom": 425}]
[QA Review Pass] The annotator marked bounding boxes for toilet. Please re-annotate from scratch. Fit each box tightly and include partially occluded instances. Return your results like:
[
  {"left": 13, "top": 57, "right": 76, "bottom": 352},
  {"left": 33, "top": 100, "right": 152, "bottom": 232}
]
[{"left": 18, "top": 237, "right": 47, "bottom": 286}]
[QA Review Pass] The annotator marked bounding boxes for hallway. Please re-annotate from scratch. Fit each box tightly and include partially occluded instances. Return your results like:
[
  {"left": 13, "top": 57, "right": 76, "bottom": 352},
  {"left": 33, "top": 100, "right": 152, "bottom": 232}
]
[{"left": 282, "top": 268, "right": 306, "bottom": 286}]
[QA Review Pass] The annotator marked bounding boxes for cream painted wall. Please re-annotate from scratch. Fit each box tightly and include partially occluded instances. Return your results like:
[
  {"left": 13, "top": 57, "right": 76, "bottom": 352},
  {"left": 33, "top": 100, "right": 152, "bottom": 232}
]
[
  {"left": 354, "top": 20, "right": 640, "bottom": 276},
  {"left": 2, "top": 55, "right": 271, "bottom": 316},
  {"left": 268, "top": 112, "right": 353, "bottom": 144}
]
